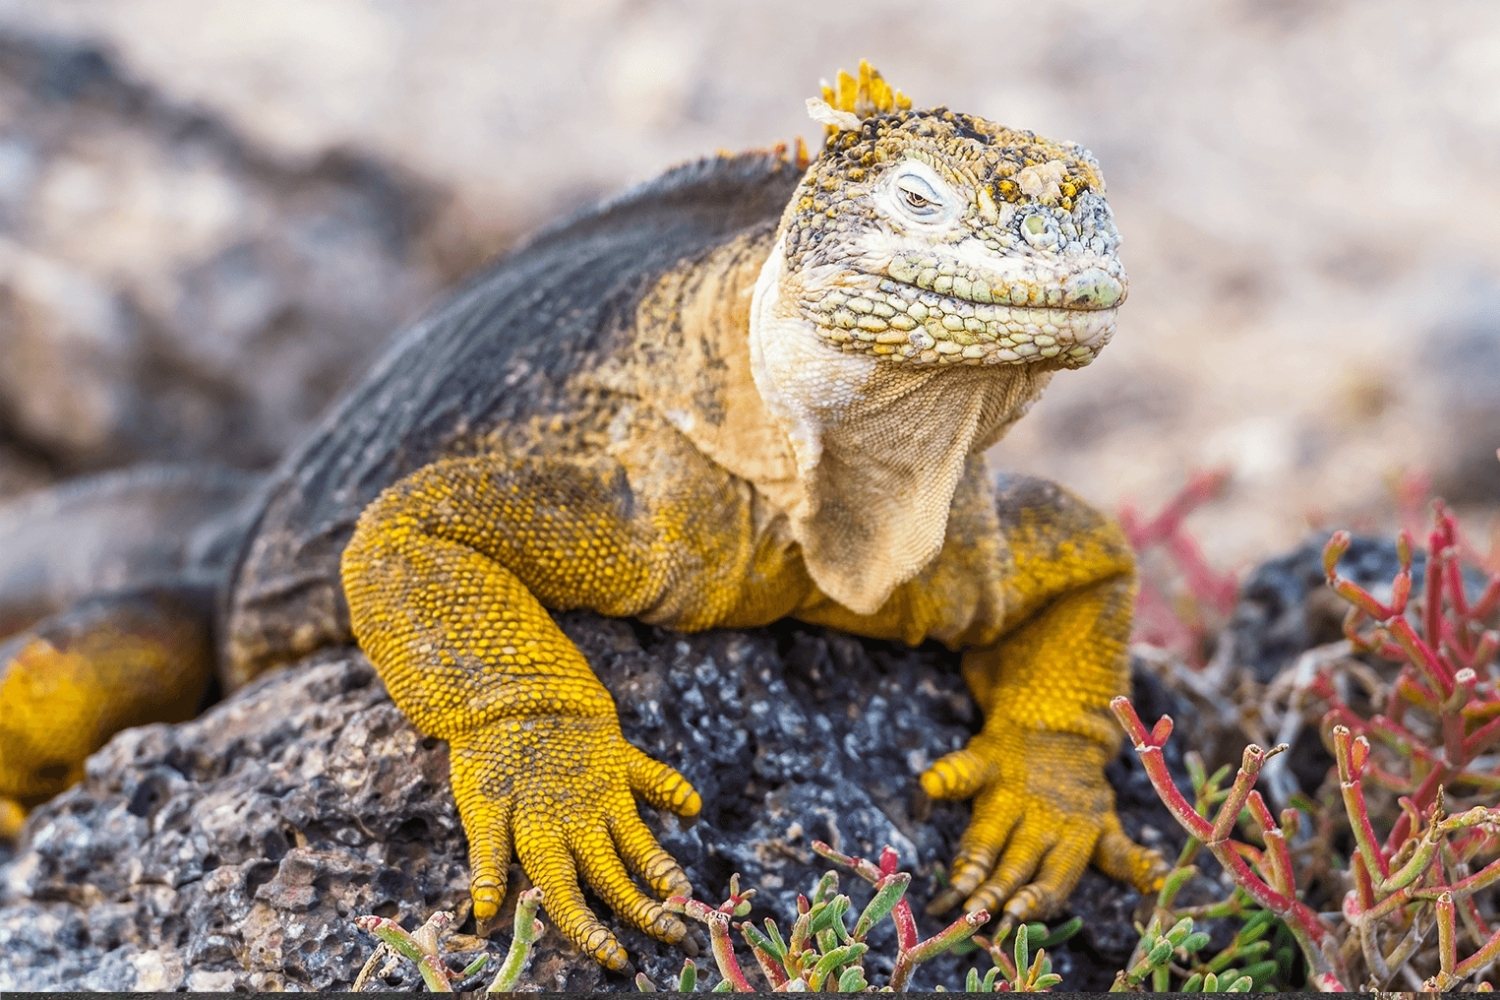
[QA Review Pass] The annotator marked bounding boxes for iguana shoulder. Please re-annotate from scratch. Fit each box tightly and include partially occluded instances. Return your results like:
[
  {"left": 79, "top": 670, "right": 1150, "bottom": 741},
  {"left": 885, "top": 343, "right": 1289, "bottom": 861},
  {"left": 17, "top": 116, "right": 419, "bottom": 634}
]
[{"left": 222, "top": 150, "right": 803, "bottom": 683}]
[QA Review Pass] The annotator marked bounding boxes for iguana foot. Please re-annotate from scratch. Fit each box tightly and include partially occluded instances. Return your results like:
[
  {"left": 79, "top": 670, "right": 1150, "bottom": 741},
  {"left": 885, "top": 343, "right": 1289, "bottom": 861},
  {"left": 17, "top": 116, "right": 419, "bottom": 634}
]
[
  {"left": 451, "top": 715, "right": 700, "bottom": 971},
  {"left": 920, "top": 726, "right": 1164, "bottom": 920}
]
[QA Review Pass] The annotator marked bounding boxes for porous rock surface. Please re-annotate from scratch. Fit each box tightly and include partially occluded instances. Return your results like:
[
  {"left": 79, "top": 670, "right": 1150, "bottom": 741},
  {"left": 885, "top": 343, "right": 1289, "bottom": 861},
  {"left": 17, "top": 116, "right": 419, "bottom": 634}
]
[{"left": 0, "top": 613, "right": 1179, "bottom": 992}]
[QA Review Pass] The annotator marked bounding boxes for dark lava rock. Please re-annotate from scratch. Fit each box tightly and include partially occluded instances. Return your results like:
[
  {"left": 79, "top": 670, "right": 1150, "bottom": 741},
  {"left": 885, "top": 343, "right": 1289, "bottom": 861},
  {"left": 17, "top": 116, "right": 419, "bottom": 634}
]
[
  {"left": 1225, "top": 533, "right": 1413, "bottom": 684},
  {"left": 0, "top": 613, "right": 1179, "bottom": 991}
]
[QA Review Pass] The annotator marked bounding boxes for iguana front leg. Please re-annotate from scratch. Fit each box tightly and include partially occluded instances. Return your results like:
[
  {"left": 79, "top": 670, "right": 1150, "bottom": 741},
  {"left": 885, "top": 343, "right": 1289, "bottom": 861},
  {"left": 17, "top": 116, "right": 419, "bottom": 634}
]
[
  {"left": 341, "top": 453, "right": 748, "bottom": 970},
  {"left": 919, "top": 479, "right": 1166, "bottom": 920}
]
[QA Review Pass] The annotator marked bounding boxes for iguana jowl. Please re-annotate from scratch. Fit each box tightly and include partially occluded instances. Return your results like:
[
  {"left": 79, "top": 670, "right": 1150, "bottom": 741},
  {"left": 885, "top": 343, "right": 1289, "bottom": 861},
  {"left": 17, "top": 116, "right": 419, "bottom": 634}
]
[{"left": 0, "top": 63, "right": 1162, "bottom": 970}]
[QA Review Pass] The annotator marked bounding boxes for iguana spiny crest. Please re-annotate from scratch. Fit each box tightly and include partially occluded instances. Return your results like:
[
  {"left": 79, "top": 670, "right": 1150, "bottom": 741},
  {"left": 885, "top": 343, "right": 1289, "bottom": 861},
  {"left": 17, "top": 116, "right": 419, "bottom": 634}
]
[{"left": 786, "top": 60, "right": 1124, "bottom": 370}]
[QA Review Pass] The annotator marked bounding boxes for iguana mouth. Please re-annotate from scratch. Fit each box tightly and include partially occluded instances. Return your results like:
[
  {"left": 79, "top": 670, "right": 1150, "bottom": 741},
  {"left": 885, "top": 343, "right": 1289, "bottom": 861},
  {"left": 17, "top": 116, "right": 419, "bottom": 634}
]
[{"left": 811, "top": 269, "right": 1122, "bottom": 367}]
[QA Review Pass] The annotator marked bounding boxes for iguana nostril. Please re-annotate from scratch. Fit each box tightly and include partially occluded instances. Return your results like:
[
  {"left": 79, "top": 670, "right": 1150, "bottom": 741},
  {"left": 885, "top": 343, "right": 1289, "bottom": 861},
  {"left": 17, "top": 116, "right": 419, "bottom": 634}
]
[
  {"left": 1020, "top": 211, "right": 1060, "bottom": 250},
  {"left": 1063, "top": 268, "right": 1125, "bottom": 309}
]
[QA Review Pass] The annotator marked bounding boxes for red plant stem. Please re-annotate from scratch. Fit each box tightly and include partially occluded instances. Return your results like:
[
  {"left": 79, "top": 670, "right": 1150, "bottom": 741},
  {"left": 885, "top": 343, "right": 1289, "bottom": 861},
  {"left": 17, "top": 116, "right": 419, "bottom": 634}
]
[
  {"left": 1455, "top": 925, "right": 1500, "bottom": 981},
  {"left": 1445, "top": 547, "right": 1470, "bottom": 619},
  {"left": 1445, "top": 854, "right": 1500, "bottom": 898},
  {"left": 1110, "top": 697, "right": 1342, "bottom": 983},
  {"left": 880, "top": 846, "right": 919, "bottom": 952},
  {"left": 1361, "top": 712, "right": 1440, "bottom": 764},
  {"left": 1464, "top": 713, "right": 1500, "bottom": 758},
  {"left": 1121, "top": 468, "right": 1228, "bottom": 546},
  {"left": 1456, "top": 890, "right": 1494, "bottom": 943},
  {"left": 1335, "top": 727, "right": 1391, "bottom": 880},
  {"left": 814, "top": 839, "right": 919, "bottom": 953},
  {"left": 1426, "top": 524, "right": 1448, "bottom": 651},
  {"left": 1212, "top": 744, "right": 1275, "bottom": 844},
  {"left": 1472, "top": 575, "right": 1500, "bottom": 620},
  {"left": 1333, "top": 578, "right": 1393, "bottom": 621},
  {"left": 888, "top": 910, "right": 988, "bottom": 991},
  {"left": 1436, "top": 892, "right": 1458, "bottom": 978},
  {"left": 1387, "top": 617, "right": 1455, "bottom": 696},
  {"left": 1167, "top": 532, "right": 1239, "bottom": 614},
  {"left": 1262, "top": 826, "right": 1294, "bottom": 896},
  {"left": 1386, "top": 766, "right": 1453, "bottom": 853},
  {"left": 706, "top": 911, "right": 754, "bottom": 992},
  {"left": 1111, "top": 702, "right": 1211, "bottom": 840},
  {"left": 1350, "top": 855, "right": 1376, "bottom": 913},
  {"left": 1395, "top": 672, "right": 1440, "bottom": 713},
  {"left": 891, "top": 895, "right": 918, "bottom": 954},
  {"left": 740, "top": 932, "right": 788, "bottom": 990}
]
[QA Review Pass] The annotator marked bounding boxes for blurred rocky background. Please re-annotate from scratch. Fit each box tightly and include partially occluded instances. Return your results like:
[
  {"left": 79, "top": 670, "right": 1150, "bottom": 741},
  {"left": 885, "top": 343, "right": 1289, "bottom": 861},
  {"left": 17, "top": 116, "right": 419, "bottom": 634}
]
[{"left": 2, "top": 0, "right": 1498, "bottom": 560}]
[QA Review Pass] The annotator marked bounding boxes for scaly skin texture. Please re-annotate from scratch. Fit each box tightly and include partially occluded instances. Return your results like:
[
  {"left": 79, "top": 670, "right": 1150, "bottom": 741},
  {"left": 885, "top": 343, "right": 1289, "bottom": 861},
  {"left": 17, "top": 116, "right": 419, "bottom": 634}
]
[{"left": 1, "top": 61, "right": 1164, "bottom": 972}]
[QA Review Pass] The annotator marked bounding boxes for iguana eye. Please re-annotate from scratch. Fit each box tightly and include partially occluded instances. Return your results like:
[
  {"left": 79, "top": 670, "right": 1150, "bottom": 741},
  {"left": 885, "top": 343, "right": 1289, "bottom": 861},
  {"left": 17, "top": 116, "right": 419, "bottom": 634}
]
[{"left": 893, "top": 173, "right": 944, "bottom": 219}]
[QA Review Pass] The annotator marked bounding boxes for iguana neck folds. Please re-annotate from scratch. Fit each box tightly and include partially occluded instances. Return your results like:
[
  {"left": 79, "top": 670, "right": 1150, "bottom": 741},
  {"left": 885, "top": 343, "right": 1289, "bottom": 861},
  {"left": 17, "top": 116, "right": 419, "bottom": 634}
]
[
  {"left": 629, "top": 231, "right": 1048, "bottom": 617},
  {"left": 748, "top": 237, "right": 1048, "bottom": 613}
]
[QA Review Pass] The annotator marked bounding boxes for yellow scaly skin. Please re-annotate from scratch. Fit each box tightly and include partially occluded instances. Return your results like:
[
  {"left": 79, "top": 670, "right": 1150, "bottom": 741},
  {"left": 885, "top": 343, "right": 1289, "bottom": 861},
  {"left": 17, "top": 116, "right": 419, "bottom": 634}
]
[
  {"left": 341, "top": 63, "right": 1164, "bottom": 971},
  {"left": 0, "top": 591, "right": 212, "bottom": 834}
]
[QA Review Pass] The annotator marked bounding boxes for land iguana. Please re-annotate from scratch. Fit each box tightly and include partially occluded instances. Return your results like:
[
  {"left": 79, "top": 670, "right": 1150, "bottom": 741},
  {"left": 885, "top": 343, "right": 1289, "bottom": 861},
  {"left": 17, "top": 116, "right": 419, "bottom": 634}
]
[{"left": 0, "top": 63, "right": 1163, "bottom": 970}]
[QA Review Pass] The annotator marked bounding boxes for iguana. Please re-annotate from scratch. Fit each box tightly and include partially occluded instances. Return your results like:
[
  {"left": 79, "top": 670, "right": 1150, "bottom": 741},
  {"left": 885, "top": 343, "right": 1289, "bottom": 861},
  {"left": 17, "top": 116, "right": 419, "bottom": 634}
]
[{"left": 0, "top": 62, "right": 1162, "bottom": 970}]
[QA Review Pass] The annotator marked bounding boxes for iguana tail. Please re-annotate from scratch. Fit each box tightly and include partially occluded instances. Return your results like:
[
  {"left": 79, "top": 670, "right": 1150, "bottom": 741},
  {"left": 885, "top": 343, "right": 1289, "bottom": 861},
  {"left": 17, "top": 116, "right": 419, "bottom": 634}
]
[
  {"left": 0, "top": 465, "right": 261, "bottom": 831},
  {"left": 0, "top": 464, "right": 259, "bottom": 637}
]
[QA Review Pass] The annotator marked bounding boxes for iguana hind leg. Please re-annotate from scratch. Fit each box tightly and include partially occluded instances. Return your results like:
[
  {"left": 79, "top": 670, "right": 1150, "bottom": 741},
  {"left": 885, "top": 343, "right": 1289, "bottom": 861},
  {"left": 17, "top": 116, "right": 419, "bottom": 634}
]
[{"left": 0, "top": 587, "right": 216, "bottom": 837}]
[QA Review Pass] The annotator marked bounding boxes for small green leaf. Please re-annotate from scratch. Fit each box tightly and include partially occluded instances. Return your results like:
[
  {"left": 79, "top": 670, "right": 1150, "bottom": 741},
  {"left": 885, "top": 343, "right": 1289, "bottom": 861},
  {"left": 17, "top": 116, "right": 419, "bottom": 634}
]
[
  {"left": 741, "top": 921, "right": 782, "bottom": 960},
  {"left": 1013, "top": 922, "right": 1031, "bottom": 974},
  {"left": 807, "top": 943, "right": 867, "bottom": 990},
  {"left": 1239, "top": 959, "right": 1279, "bottom": 984},
  {"left": 1181, "top": 931, "right": 1212, "bottom": 954},
  {"left": 764, "top": 918, "right": 788, "bottom": 958},
  {"left": 1164, "top": 917, "right": 1195, "bottom": 946},
  {"left": 837, "top": 966, "right": 868, "bottom": 992},
  {"left": 809, "top": 895, "right": 850, "bottom": 936},
  {"left": 1036, "top": 916, "right": 1085, "bottom": 949},
  {"left": 852, "top": 872, "right": 910, "bottom": 940}
]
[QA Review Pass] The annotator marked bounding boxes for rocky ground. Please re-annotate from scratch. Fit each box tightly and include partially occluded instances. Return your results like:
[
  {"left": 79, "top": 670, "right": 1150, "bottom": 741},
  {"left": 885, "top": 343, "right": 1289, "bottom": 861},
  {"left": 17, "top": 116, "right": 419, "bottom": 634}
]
[{"left": 0, "top": 614, "right": 1183, "bottom": 992}]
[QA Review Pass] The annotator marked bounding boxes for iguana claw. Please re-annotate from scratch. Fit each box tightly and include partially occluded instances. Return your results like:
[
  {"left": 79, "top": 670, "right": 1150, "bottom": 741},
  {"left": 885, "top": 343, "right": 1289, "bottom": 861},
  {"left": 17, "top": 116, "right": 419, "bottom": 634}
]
[
  {"left": 921, "top": 725, "right": 1163, "bottom": 921},
  {"left": 451, "top": 716, "right": 696, "bottom": 971}
]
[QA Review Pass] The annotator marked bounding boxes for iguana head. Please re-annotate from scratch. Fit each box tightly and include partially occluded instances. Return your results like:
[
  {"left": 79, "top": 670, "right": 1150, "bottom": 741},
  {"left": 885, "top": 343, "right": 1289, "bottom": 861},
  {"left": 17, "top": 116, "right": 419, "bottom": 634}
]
[
  {"left": 740, "top": 62, "right": 1128, "bottom": 614},
  {"left": 767, "top": 61, "right": 1124, "bottom": 370}
]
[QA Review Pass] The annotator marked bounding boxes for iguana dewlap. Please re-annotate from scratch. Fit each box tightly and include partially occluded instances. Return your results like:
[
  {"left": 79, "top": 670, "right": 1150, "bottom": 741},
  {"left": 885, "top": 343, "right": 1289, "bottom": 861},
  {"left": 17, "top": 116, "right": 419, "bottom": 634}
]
[{"left": 0, "top": 62, "right": 1161, "bottom": 971}]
